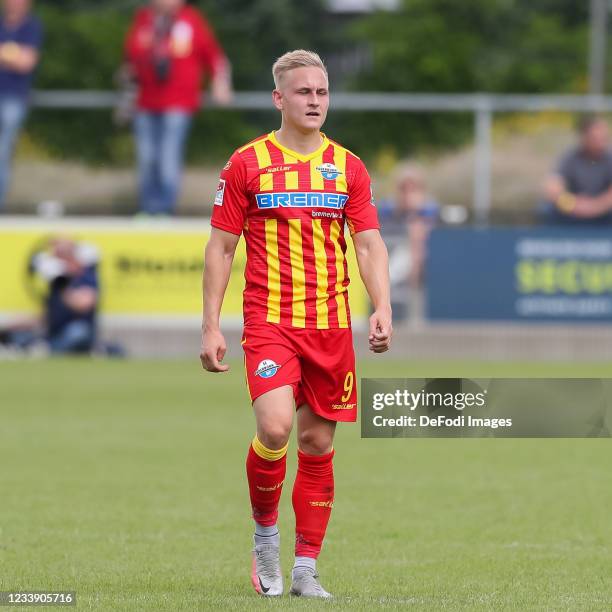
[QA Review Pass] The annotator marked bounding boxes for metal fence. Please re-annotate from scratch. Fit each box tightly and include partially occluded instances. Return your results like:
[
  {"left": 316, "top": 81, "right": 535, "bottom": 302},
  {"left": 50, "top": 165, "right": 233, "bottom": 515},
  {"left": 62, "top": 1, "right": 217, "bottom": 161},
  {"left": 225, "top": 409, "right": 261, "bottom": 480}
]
[{"left": 31, "top": 90, "right": 612, "bottom": 223}]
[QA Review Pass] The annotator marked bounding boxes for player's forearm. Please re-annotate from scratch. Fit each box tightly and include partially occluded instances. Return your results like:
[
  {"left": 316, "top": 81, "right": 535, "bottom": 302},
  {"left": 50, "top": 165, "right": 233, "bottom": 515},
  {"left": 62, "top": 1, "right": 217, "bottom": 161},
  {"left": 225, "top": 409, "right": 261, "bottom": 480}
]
[
  {"left": 202, "top": 244, "right": 234, "bottom": 332},
  {"left": 355, "top": 237, "right": 391, "bottom": 312}
]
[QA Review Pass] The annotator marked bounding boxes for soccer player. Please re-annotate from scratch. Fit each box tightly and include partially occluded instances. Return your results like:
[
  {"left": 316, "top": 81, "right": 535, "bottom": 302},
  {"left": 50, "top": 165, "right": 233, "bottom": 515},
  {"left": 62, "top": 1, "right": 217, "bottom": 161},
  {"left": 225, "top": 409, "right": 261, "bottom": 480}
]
[{"left": 200, "top": 49, "right": 392, "bottom": 598}]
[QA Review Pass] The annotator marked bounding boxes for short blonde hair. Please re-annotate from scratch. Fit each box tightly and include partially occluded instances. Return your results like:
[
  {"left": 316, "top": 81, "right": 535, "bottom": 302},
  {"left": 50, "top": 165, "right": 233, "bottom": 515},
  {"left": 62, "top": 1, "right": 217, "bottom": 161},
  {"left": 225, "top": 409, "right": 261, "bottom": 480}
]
[{"left": 272, "top": 49, "right": 327, "bottom": 88}]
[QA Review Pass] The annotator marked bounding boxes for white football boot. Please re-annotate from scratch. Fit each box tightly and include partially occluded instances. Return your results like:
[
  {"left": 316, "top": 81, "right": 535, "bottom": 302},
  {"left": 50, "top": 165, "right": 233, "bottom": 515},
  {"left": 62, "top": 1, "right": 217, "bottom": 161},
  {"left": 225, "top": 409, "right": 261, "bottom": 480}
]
[
  {"left": 251, "top": 543, "right": 283, "bottom": 597},
  {"left": 290, "top": 567, "right": 332, "bottom": 599}
]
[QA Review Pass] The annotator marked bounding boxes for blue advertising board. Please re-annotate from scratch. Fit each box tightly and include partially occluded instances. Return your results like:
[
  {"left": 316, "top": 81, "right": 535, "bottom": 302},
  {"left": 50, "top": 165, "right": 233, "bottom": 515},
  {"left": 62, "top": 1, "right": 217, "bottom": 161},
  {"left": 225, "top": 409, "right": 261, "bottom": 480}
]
[{"left": 426, "top": 227, "right": 612, "bottom": 321}]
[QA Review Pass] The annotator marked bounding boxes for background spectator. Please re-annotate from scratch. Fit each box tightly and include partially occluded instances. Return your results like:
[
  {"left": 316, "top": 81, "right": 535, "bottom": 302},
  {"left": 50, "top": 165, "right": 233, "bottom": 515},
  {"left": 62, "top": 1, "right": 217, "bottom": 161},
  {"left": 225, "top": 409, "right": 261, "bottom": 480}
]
[
  {"left": 41, "top": 237, "right": 99, "bottom": 354},
  {"left": 0, "top": 0, "right": 41, "bottom": 211},
  {"left": 124, "top": 0, "right": 232, "bottom": 216},
  {"left": 0, "top": 237, "right": 100, "bottom": 354},
  {"left": 380, "top": 163, "right": 440, "bottom": 287},
  {"left": 542, "top": 115, "right": 612, "bottom": 225},
  {"left": 379, "top": 163, "right": 440, "bottom": 321}
]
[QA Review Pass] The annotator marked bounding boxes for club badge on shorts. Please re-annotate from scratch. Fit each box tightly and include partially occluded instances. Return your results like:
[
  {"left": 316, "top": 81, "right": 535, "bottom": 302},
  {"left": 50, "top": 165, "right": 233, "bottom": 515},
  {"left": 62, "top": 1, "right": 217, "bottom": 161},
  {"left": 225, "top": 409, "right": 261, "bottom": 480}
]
[{"left": 255, "top": 359, "right": 281, "bottom": 379}]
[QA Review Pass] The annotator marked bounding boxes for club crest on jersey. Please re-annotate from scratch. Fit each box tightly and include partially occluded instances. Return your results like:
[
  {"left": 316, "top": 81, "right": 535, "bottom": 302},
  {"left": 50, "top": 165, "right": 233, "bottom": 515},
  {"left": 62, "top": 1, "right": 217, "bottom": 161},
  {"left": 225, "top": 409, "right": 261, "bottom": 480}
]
[
  {"left": 214, "top": 179, "right": 226, "bottom": 206},
  {"left": 255, "top": 359, "right": 281, "bottom": 379},
  {"left": 316, "top": 163, "right": 342, "bottom": 180}
]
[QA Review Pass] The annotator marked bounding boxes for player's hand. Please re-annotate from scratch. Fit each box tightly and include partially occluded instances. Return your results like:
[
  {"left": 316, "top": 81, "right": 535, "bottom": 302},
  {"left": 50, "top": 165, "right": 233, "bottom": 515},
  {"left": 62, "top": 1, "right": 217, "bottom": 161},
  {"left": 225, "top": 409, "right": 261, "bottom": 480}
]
[
  {"left": 200, "top": 328, "right": 230, "bottom": 372},
  {"left": 368, "top": 308, "right": 392, "bottom": 353}
]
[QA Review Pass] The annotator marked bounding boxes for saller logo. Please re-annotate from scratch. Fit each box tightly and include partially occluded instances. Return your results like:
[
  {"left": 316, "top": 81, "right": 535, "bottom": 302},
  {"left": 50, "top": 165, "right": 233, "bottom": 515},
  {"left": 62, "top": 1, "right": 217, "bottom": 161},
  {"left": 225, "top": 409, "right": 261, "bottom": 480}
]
[
  {"left": 316, "top": 163, "right": 342, "bottom": 180},
  {"left": 256, "top": 480, "right": 284, "bottom": 492},
  {"left": 309, "top": 500, "right": 334, "bottom": 508},
  {"left": 256, "top": 192, "right": 349, "bottom": 210}
]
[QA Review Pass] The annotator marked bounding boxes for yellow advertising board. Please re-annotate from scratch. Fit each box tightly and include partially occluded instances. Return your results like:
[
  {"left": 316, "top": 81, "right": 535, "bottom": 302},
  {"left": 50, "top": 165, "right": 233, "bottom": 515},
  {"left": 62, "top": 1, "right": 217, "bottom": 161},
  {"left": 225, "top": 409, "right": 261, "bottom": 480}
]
[{"left": 0, "top": 219, "right": 368, "bottom": 320}]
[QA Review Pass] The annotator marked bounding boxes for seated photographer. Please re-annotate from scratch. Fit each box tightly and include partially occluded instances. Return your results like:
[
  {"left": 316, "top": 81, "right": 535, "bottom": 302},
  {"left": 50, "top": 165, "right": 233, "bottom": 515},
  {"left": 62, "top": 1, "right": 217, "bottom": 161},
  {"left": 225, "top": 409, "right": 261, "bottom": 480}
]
[
  {"left": 39, "top": 237, "right": 99, "bottom": 354},
  {"left": 1, "top": 236, "right": 100, "bottom": 355}
]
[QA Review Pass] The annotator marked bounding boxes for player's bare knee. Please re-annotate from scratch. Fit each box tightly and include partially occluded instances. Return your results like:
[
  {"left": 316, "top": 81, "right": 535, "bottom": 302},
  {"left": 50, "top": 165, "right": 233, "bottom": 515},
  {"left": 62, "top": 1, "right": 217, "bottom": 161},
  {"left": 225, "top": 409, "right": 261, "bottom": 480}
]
[
  {"left": 257, "top": 423, "right": 291, "bottom": 450},
  {"left": 297, "top": 428, "right": 333, "bottom": 455}
]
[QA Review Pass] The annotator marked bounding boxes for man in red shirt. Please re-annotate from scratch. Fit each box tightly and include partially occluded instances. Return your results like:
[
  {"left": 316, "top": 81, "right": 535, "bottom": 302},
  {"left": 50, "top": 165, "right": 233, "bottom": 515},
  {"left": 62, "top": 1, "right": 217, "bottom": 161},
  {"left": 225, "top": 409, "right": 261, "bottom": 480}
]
[
  {"left": 201, "top": 50, "right": 392, "bottom": 598},
  {"left": 125, "top": 0, "right": 231, "bottom": 215}
]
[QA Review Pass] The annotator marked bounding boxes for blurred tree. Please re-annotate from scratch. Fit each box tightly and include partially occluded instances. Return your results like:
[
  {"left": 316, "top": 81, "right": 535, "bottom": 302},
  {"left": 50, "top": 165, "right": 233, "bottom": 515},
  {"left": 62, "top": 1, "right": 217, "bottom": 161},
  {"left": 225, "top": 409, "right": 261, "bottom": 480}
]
[
  {"left": 28, "top": 4, "right": 134, "bottom": 164},
  {"left": 25, "top": 0, "right": 593, "bottom": 164},
  {"left": 196, "top": 0, "right": 334, "bottom": 89},
  {"left": 27, "top": 0, "right": 334, "bottom": 165},
  {"left": 339, "top": 0, "right": 590, "bottom": 157}
]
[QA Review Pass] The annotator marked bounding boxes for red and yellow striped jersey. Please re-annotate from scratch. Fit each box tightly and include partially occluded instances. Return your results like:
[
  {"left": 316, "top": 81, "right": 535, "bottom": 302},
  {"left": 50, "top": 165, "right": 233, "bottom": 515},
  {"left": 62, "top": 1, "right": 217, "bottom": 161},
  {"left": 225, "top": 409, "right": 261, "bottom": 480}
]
[{"left": 211, "top": 131, "right": 379, "bottom": 329}]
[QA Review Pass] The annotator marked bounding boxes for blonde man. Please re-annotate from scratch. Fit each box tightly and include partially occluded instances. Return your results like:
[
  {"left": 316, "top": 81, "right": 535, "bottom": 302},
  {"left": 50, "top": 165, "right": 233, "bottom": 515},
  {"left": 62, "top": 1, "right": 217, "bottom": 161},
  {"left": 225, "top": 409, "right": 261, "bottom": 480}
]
[{"left": 201, "top": 50, "right": 392, "bottom": 598}]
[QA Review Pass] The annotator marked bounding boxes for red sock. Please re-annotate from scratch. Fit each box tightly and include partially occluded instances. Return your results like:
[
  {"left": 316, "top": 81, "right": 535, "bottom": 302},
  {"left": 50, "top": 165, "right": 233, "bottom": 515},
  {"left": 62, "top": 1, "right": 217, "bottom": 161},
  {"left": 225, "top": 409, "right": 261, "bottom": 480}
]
[
  {"left": 293, "top": 448, "right": 335, "bottom": 558},
  {"left": 246, "top": 437, "right": 287, "bottom": 526}
]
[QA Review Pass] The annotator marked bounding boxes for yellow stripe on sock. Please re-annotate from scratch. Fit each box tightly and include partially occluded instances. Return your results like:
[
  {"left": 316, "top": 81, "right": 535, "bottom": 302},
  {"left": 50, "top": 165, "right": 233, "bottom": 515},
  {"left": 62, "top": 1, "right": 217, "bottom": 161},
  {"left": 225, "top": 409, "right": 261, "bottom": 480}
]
[{"left": 252, "top": 435, "right": 288, "bottom": 461}]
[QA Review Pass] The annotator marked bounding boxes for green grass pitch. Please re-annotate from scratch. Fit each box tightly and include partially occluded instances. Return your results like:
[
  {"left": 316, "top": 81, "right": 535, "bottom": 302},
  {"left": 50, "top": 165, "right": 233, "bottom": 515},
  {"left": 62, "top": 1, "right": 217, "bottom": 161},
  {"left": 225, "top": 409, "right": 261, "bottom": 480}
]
[{"left": 1, "top": 359, "right": 612, "bottom": 610}]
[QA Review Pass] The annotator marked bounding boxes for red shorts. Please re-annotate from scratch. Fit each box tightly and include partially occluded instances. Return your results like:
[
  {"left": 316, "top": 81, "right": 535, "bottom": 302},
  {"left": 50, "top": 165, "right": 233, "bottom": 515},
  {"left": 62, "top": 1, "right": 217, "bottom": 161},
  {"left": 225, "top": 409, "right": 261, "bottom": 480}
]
[{"left": 242, "top": 323, "right": 357, "bottom": 422}]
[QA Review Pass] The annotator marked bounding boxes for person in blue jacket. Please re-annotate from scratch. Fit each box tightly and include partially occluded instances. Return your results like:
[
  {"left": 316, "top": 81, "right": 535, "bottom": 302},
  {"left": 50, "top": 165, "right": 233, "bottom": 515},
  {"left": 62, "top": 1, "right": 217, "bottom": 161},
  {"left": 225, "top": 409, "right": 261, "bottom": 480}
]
[{"left": 0, "top": 0, "right": 42, "bottom": 210}]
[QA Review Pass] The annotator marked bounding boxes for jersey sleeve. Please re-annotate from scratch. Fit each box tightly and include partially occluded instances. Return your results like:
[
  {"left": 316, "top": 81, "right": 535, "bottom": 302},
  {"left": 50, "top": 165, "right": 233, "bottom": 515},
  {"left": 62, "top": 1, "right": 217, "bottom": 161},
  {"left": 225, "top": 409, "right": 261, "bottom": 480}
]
[
  {"left": 345, "top": 158, "right": 380, "bottom": 235},
  {"left": 210, "top": 151, "right": 249, "bottom": 235}
]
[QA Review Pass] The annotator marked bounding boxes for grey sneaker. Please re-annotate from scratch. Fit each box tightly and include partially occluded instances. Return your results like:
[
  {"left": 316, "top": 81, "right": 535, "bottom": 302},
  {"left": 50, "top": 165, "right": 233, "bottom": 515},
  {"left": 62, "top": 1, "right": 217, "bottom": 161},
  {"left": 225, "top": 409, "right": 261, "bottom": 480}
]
[
  {"left": 290, "top": 567, "right": 332, "bottom": 599},
  {"left": 251, "top": 543, "right": 283, "bottom": 597}
]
